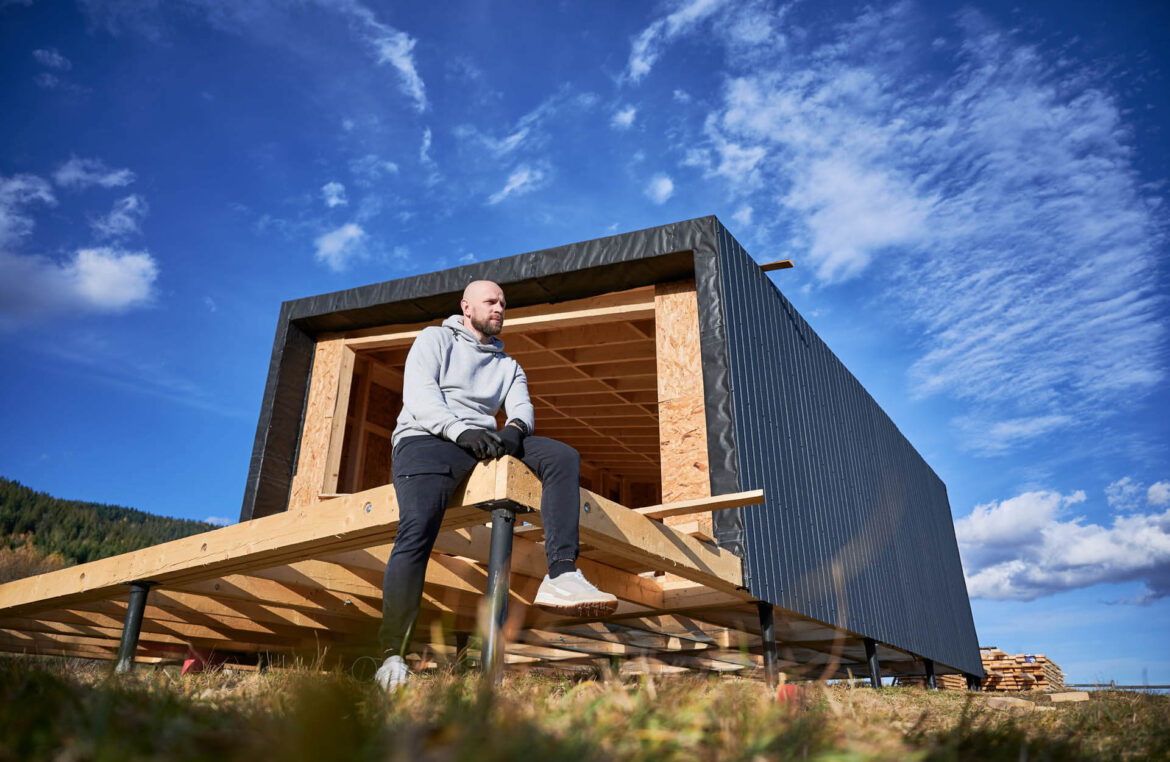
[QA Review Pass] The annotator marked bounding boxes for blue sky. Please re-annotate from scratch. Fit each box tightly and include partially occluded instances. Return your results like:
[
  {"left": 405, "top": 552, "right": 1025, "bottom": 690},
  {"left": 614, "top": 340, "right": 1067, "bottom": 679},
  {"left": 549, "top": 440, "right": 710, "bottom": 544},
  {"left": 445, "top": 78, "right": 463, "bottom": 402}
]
[{"left": 1, "top": 0, "right": 1167, "bottom": 685}]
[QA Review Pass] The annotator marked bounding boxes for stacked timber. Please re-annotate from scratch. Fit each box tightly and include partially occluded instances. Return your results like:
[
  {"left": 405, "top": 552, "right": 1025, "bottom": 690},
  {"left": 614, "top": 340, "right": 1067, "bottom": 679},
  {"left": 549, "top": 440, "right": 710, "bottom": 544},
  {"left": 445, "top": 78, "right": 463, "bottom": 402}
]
[
  {"left": 893, "top": 673, "right": 968, "bottom": 690},
  {"left": 979, "top": 648, "right": 1064, "bottom": 691}
]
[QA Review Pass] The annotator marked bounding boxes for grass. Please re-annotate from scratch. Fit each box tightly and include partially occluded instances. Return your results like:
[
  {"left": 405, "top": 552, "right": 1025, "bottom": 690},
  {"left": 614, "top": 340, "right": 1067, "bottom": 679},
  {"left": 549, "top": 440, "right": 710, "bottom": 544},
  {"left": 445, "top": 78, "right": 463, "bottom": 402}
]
[{"left": 1, "top": 657, "right": 1167, "bottom": 762}]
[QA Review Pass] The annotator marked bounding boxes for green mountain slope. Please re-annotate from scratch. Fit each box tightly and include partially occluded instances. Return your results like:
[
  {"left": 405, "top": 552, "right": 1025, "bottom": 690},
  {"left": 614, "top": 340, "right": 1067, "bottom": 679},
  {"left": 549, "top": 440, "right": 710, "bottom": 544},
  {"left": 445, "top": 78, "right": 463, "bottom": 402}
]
[{"left": 0, "top": 477, "right": 217, "bottom": 571}]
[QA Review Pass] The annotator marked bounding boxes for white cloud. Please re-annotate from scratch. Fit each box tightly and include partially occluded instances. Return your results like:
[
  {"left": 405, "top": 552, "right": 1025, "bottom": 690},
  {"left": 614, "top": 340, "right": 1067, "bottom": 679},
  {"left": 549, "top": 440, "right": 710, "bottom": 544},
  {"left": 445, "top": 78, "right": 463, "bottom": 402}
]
[
  {"left": 625, "top": 0, "right": 729, "bottom": 83},
  {"left": 349, "top": 154, "right": 399, "bottom": 185},
  {"left": 33, "top": 48, "right": 72, "bottom": 70},
  {"left": 1107, "top": 477, "right": 1146, "bottom": 513},
  {"left": 420, "top": 127, "right": 433, "bottom": 163},
  {"left": 0, "top": 247, "right": 158, "bottom": 327},
  {"left": 321, "top": 181, "right": 348, "bottom": 208},
  {"left": 0, "top": 174, "right": 56, "bottom": 246},
  {"left": 71, "top": 247, "right": 157, "bottom": 308},
  {"left": 1149, "top": 482, "right": 1170, "bottom": 507},
  {"left": 204, "top": 516, "right": 234, "bottom": 526},
  {"left": 314, "top": 222, "right": 365, "bottom": 270},
  {"left": 670, "top": 3, "right": 1164, "bottom": 454},
  {"left": 644, "top": 174, "right": 674, "bottom": 204},
  {"left": 956, "top": 487, "right": 1170, "bottom": 603},
  {"left": 53, "top": 156, "right": 135, "bottom": 189},
  {"left": 673, "top": 89, "right": 692, "bottom": 103},
  {"left": 611, "top": 105, "right": 637, "bottom": 130},
  {"left": 487, "top": 165, "right": 547, "bottom": 205},
  {"left": 91, "top": 194, "right": 148, "bottom": 239},
  {"left": 731, "top": 205, "right": 752, "bottom": 228}
]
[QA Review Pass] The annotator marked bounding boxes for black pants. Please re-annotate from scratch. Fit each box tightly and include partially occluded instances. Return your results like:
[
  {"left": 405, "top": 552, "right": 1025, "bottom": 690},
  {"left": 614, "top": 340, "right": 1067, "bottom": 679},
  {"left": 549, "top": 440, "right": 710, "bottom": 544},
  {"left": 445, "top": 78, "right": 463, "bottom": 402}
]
[{"left": 378, "top": 434, "right": 581, "bottom": 655}]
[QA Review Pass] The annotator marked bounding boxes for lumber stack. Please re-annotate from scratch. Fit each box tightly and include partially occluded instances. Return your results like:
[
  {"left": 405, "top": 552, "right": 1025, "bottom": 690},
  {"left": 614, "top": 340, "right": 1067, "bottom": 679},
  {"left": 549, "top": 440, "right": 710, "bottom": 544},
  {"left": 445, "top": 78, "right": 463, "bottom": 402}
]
[
  {"left": 979, "top": 648, "right": 1064, "bottom": 691},
  {"left": 893, "top": 673, "right": 968, "bottom": 690}
]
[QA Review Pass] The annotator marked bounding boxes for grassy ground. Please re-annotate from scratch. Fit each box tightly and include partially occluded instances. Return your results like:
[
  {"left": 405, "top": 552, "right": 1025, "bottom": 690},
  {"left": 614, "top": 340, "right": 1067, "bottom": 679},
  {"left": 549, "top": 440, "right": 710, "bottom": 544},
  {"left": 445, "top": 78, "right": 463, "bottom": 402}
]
[{"left": 1, "top": 657, "right": 1167, "bottom": 762}]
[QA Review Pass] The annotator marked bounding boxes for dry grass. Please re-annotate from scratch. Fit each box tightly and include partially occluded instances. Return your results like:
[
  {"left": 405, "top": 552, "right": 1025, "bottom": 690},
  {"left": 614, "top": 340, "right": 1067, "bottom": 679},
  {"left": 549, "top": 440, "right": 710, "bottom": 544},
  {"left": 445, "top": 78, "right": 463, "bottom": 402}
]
[{"left": 1, "top": 656, "right": 1167, "bottom": 761}]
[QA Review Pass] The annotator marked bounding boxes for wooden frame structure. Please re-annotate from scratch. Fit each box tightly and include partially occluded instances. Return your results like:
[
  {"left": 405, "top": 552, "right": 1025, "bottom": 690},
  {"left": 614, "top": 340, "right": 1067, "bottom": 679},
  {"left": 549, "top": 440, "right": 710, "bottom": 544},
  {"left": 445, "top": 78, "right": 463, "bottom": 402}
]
[{"left": 0, "top": 219, "right": 977, "bottom": 683}]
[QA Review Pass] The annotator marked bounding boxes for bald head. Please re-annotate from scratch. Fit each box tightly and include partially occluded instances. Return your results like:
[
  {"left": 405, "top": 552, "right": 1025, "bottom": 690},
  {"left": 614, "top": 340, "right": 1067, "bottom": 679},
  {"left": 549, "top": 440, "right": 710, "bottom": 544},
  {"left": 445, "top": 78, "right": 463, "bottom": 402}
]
[{"left": 460, "top": 280, "right": 506, "bottom": 342}]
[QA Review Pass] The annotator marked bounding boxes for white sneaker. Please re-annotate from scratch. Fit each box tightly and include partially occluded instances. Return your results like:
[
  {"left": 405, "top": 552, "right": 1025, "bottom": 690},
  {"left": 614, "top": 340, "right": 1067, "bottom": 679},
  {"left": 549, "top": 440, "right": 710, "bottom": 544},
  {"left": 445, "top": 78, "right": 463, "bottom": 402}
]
[
  {"left": 533, "top": 569, "right": 619, "bottom": 617},
  {"left": 375, "top": 654, "right": 409, "bottom": 691}
]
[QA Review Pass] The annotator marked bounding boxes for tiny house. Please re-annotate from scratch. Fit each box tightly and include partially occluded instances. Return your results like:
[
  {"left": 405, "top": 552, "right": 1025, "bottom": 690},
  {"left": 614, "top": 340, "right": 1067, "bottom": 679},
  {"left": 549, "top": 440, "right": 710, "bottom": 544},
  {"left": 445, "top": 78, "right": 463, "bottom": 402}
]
[{"left": 0, "top": 217, "right": 982, "bottom": 684}]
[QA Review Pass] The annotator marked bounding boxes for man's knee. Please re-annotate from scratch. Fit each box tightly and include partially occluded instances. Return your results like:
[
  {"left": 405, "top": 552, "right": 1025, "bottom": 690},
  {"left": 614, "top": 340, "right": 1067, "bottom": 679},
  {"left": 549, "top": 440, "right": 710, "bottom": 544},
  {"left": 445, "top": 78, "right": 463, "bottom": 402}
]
[{"left": 527, "top": 436, "right": 580, "bottom": 469}]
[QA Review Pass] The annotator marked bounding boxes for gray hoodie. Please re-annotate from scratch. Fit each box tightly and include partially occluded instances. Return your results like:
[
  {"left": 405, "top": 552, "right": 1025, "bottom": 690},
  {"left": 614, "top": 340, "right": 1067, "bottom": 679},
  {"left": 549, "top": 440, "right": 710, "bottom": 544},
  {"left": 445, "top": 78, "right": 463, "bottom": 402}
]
[{"left": 391, "top": 315, "right": 535, "bottom": 448}]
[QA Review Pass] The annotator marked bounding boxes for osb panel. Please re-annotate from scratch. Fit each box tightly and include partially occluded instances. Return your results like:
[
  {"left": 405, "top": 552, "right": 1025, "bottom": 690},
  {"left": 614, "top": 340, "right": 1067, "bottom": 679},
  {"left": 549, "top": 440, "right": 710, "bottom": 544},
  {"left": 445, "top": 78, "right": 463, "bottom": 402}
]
[
  {"left": 655, "top": 281, "right": 710, "bottom": 518},
  {"left": 655, "top": 280, "right": 704, "bottom": 403},
  {"left": 288, "top": 338, "right": 346, "bottom": 511},
  {"left": 658, "top": 396, "right": 711, "bottom": 507}
]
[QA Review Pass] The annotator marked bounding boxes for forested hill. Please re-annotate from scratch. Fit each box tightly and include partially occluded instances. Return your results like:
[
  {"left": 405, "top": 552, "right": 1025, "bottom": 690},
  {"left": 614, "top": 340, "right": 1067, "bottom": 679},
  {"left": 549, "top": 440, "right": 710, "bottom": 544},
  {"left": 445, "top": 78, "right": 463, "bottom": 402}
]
[{"left": 0, "top": 477, "right": 217, "bottom": 566}]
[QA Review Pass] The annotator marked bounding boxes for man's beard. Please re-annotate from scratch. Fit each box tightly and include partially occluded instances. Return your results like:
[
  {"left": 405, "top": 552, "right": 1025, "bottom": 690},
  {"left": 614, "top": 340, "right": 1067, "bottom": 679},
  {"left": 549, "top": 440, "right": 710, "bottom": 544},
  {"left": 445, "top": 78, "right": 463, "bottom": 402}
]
[{"left": 471, "top": 314, "right": 503, "bottom": 336}]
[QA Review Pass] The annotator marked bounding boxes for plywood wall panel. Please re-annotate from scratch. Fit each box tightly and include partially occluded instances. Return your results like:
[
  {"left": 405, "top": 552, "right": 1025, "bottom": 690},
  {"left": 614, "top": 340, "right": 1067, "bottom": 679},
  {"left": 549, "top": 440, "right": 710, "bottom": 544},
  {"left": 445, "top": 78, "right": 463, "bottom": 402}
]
[
  {"left": 288, "top": 338, "right": 346, "bottom": 511},
  {"left": 654, "top": 281, "right": 712, "bottom": 533}
]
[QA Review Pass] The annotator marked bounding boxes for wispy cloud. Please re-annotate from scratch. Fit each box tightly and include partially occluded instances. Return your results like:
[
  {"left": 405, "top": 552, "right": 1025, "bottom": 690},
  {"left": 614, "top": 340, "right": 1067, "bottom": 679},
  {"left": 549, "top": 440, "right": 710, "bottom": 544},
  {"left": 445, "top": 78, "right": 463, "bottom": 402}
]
[
  {"left": 660, "top": 2, "right": 1165, "bottom": 454},
  {"left": 92, "top": 194, "right": 148, "bottom": 239},
  {"left": 0, "top": 174, "right": 56, "bottom": 246},
  {"left": 644, "top": 174, "right": 674, "bottom": 204},
  {"left": 348, "top": 154, "right": 399, "bottom": 185},
  {"left": 488, "top": 165, "right": 547, "bottom": 205},
  {"left": 53, "top": 156, "right": 135, "bottom": 189},
  {"left": 314, "top": 222, "right": 365, "bottom": 270},
  {"left": 78, "top": 0, "right": 428, "bottom": 110},
  {"left": 625, "top": 0, "right": 729, "bottom": 83},
  {"left": 339, "top": 2, "right": 428, "bottom": 112},
  {"left": 321, "top": 181, "right": 348, "bottom": 208},
  {"left": 33, "top": 48, "right": 72, "bottom": 70},
  {"left": 0, "top": 247, "right": 159, "bottom": 328},
  {"left": 37, "top": 332, "right": 244, "bottom": 418},
  {"left": 957, "top": 484, "right": 1170, "bottom": 603},
  {"left": 454, "top": 88, "right": 597, "bottom": 161}
]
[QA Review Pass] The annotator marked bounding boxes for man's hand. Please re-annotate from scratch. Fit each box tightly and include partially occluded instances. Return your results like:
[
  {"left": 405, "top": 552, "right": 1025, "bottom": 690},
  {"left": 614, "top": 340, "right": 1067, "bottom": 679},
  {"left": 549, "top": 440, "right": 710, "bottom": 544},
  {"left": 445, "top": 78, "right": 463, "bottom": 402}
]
[
  {"left": 455, "top": 429, "right": 505, "bottom": 459},
  {"left": 497, "top": 424, "right": 525, "bottom": 457}
]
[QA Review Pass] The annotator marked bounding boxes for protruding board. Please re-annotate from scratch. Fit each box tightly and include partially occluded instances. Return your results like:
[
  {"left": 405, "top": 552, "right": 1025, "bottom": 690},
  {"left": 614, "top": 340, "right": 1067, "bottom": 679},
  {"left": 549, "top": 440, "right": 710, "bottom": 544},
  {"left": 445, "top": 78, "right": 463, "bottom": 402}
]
[{"left": 288, "top": 337, "right": 349, "bottom": 511}]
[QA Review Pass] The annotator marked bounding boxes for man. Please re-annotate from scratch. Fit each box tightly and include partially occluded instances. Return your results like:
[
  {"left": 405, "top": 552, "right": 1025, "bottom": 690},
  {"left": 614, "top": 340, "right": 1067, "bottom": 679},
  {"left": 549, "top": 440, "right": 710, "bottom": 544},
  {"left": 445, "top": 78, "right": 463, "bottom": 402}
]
[{"left": 375, "top": 280, "right": 618, "bottom": 690}]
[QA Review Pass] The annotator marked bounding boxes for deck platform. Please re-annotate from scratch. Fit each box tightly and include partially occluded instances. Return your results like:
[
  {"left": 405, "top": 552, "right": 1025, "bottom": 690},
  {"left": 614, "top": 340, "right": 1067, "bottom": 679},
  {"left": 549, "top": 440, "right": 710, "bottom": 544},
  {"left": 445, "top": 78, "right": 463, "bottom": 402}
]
[{"left": 0, "top": 458, "right": 956, "bottom": 681}]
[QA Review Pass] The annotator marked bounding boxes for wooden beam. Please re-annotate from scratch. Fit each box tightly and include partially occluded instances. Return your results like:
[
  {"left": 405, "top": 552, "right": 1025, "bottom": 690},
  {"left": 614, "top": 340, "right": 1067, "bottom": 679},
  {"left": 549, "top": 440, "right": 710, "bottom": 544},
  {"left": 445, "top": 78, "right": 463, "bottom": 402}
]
[
  {"left": 342, "top": 287, "right": 656, "bottom": 351},
  {"left": 321, "top": 345, "right": 357, "bottom": 495},
  {"left": 0, "top": 460, "right": 511, "bottom": 617},
  {"left": 634, "top": 489, "right": 764, "bottom": 520},
  {"left": 760, "top": 259, "right": 794, "bottom": 272}
]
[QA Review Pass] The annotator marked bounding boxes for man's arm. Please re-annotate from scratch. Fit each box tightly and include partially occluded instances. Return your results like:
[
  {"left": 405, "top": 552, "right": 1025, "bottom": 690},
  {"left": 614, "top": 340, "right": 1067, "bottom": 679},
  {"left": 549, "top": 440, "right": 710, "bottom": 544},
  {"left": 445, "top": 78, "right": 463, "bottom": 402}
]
[
  {"left": 399, "top": 328, "right": 471, "bottom": 442},
  {"left": 502, "top": 364, "right": 535, "bottom": 434}
]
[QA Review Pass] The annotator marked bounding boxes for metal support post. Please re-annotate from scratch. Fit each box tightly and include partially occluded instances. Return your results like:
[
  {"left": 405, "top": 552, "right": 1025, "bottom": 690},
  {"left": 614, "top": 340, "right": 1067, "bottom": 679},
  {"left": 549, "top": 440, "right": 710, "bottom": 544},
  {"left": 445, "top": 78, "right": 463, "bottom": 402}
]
[
  {"left": 924, "top": 658, "right": 936, "bottom": 690},
  {"left": 114, "top": 581, "right": 155, "bottom": 674},
  {"left": 863, "top": 637, "right": 881, "bottom": 689},
  {"left": 756, "top": 602, "right": 779, "bottom": 688},
  {"left": 482, "top": 505, "right": 516, "bottom": 684}
]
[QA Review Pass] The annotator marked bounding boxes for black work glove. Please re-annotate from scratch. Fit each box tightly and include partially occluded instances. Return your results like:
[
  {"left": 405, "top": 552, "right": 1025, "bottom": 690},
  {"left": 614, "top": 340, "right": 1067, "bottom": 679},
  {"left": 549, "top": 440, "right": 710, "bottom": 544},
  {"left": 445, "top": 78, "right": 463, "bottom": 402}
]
[
  {"left": 456, "top": 428, "right": 505, "bottom": 459},
  {"left": 497, "top": 425, "right": 525, "bottom": 458}
]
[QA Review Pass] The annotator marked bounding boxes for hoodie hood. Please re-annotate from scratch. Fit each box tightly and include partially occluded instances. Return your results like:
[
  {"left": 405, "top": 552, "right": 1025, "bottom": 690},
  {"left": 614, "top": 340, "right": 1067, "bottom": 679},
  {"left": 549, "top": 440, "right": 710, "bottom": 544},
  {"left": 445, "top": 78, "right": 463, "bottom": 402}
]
[{"left": 443, "top": 314, "right": 504, "bottom": 352}]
